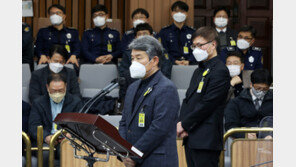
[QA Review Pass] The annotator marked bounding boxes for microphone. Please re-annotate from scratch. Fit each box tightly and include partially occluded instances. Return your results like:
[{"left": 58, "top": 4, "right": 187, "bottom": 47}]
[{"left": 79, "top": 77, "right": 126, "bottom": 114}]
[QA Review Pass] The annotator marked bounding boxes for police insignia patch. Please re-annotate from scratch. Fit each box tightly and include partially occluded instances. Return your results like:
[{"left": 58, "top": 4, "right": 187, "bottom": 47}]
[
  {"left": 249, "top": 56, "right": 254, "bottom": 63},
  {"left": 186, "top": 34, "right": 192, "bottom": 39},
  {"left": 24, "top": 27, "right": 29, "bottom": 32},
  {"left": 108, "top": 33, "right": 114, "bottom": 38},
  {"left": 66, "top": 33, "right": 72, "bottom": 39}
]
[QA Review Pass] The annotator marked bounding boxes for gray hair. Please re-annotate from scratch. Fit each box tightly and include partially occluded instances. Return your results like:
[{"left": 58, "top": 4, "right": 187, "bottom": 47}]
[{"left": 128, "top": 35, "right": 164, "bottom": 60}]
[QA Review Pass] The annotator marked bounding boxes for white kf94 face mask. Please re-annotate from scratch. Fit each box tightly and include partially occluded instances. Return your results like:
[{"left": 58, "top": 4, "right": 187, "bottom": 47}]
[
  {"left": 133, "top": 19, "right": 145, "bottom": 28},
  {"left": 227, "top": 65, "right": 241, "bottom": 77},
  {"left": 49, "top": 63, "right": 64, "bottom": 73},
  {"left": 50, "top": 14, "right": 63, "bottom": 25},
  {"left": 173, "top": 12, "right": 187, "bottom": 23},
  {"left": 193, "top": 47, "right": 209, "bottom": 62},
  {"left": 214, "top": 17, "right": 228, "bottom": 28},
  {"left": 93, "top": 16, "right": 106, "bottom": 27},
  {"left": 237, "top": 39, "right": 250, "bottom": 50}
]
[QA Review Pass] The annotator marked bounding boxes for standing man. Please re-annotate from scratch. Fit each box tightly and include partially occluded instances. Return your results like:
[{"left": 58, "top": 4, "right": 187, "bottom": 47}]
[
  {"left": 81, "top": 4, "right": 121, "bottom": 64},
  {"left": 213, "top": 6, "right": 237, "bottom": 53},
  {"left": 219, "top": 25, "right": 263, "bottom": 70},
  {"left": 119, "top": 36, "right": 180, "bottom": 167},
  {"left": 158, "top": 1, "right": 196, "bottom": 65},
  {"left": 177, "top": 27, "right": 230, "bottom": 167},
  {"left": 36, "top": 4, "right": 80, "bottom": 67}
]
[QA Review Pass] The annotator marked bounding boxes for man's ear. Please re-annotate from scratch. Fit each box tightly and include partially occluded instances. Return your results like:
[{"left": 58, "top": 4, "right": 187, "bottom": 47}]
[
  {"left": 250, "top": 38, "right": 255, "bottom": 46},
  {"left": 241, "top": 63, "right": 245, "bottom": 71}
]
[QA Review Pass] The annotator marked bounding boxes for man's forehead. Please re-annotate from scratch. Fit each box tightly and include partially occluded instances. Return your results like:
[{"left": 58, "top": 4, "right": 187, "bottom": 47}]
[
  {"left": 193, "top": 36, "right": 207, "bottom": 44},
  {"left": 239, "top": 31, "right": 252, "bottom": 36},
  {"left": 50, "top": 7, "right": 63, "bottom": 13}
]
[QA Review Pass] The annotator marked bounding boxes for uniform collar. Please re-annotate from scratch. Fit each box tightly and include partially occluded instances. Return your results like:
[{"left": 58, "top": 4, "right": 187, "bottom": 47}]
[
  {"left": 199, "top": 55, "right": 219, "bottom": 69},
  {"left": 216, "top": 27, "right": 227, "bottom": 33},
  {"left": 50, "top": 25, "right": 66, "bottom": 32},
  {"left": 172, "top": 23, "right": 187, "bottom": 31},
  {"left": 94, "top": 26, "right": 109, "bottom": 31}
]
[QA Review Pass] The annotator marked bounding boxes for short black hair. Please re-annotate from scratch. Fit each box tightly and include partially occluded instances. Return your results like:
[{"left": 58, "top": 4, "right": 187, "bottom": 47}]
[
  {"left": 49, "top": 44, "right": 68, "bottom": 60},
  {"left": 131, "top": 8, "right": 149, "bottom": 19},
  {"left": 171, "top": 1, "right": 189, "bottom": 12},
  {"left": 48, "top": 4, "right": 66, "bottom": 14},
  {"left": 251, "top": 69, "right": 272, "bottom": 86},
  {"left": 192, "top": 26, "right": 219, "bottom": 46},
  {"left": 226, "top": 51, "right": 244, "bottom": 63},
  {"left": 91, "top": 4, "right": 108, "bottom": 16},
  {"left": 213, "top": 6, "right": 230, "bottom": 18},
  {"left": 135, "top": 23, "right": 153, "bottom": 35},
  {"left": 239, "top": 25, "right": 257, "bottom": 38},
  {"left": 47, "top": 73, "right": 67, "bottom": 85}
]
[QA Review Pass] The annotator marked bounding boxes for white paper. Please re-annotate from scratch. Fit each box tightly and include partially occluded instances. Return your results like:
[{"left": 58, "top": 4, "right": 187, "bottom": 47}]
[{"left": 22, "top": 1, "right": 33, "bottom": 17}]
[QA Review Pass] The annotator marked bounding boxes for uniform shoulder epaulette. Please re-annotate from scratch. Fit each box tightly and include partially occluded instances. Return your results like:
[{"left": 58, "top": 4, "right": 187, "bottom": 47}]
[
  {"left": 189, "top": 26, "right": 196, "bottom": 31},
  {"left": 226, "top": 46, "right": 235, "bottom": 51},
  {"left": 125, "top": 29, "right": 134, "bottom": 35},
  {"left": 84, "top": 28, "right": 93, "bottom": 32},
  {"left": 161, "top": 25, "right": 171, "bottom": 30},
  {"left": 252, "top": 46, "right": 261, "bottom": 51}
]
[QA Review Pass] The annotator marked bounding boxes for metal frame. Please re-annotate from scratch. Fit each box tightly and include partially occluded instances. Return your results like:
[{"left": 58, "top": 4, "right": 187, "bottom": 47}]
[
  {"left": 219, "top": 127, "right": 273, "bottom": 167},
  {"left": 22, "top": 131, "right": 32, "bottom": 167}
]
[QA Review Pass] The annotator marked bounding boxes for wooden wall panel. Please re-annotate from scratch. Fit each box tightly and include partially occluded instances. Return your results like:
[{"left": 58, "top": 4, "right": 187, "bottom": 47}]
[{"left": 23, "top": 0, "right": 124, "bottom": 40}]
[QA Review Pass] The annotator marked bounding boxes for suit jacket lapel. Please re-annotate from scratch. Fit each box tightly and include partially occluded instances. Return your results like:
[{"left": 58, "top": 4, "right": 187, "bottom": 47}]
[
  {"left": 40, "top": 95, "right": 53, "bottom": 125},
  {"left": 128, "top": 71, "right": 162, "bottom": 126}
]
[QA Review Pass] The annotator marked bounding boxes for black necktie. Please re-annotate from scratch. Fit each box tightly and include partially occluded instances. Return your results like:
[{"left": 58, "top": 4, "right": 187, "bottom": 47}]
[{"left": 254, "top": 98, "right": 261, "bottom": 110}]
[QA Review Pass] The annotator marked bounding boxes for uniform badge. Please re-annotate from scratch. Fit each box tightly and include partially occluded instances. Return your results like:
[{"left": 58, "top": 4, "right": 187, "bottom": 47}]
[
  {"left": 66, "top": 33, "right": 72, "bottom": 39},
  {"left": 186, "top": 34, "right": 192, "bottom": 39},
  {"left": 249, "top": 56, "right": 254, "bottom": 63},
  {"left": 108, "top": 33, "right": 114, "bottom": 38},
  {"left": 24, "top": 27, "right": 30, "bottom": 32}
]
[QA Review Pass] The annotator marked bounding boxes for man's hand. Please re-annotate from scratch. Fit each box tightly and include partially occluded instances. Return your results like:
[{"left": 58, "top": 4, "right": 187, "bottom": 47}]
[
  {"left": 122, "top": 157, "right": 136, "bottom": 167},
  {"left": 66, "top": 55, "right": 79, "bottom": 67},
  {"left": 180, "top": 131, "right": 188, "bottom": 138},
  {"left": 247, "top": 133, "right": 257, "bottom": 139},
  {"left": 177, "top": 122, "right": 187, "bottom": 138},
  {"left": 104, "top": 54, "right": 113, "bottom": 63},
  {"left": 175, "top": 60, "right": 183, "bottom": 65},
  {"left": 38, "top": 55, "right": 49, "bottom": 64},
  {"left": 230, "top": 76, "right": 242, "bottom": 86},
  {"left": 45, "top": 135, "right": 53, "bottom": 145},
  {"left": 181, "top": 60, "right": 189, "bottom": 66},
  {"left": 95, "top": 56, "right": 107, "bottom": 64},
  {"left": 264, "top": 135, "right": 273, "bottom": 139}
]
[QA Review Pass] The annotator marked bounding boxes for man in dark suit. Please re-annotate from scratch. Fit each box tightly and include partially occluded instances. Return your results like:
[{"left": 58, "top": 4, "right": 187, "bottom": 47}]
[
  {"left": 29, "top": 44, "right": 81, "bottom": 103},
  {"left": 29, "top": 73, "right": 83, "bottom": 167},
  {"left": 118, "top": 36, "right": 180, "bottom": 167},
  {"left": 177, "top": 27, "right": 230, "bottom": 167}
]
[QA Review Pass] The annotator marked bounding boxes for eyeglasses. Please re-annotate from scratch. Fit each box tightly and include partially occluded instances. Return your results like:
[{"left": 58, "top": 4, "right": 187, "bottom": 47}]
[
  {"left": 93, "top": 13, "right": 106, "bottom": 17},
  {"left": 191, "top": 41, "right": 212, "bottom": 50},
  {"left": 49, "top": 11, "right": 63, "bottom": 16}
]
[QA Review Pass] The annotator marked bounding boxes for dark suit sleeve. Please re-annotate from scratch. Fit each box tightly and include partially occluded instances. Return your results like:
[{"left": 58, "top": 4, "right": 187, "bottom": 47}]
[
  {"left": 29, "top": 72, "right": 42, "bottom": 103},
  {"left": 35, "top": 29, "right": 46, "bottom": 57},
  {"left": 118, "top": 101, "right": 128, "bottom": 140},
  {"left": 133, "top": 86, "right": 179, "bottom": 158},
  {"left": 181, "top": 68, "right": 230, "bottom": 131},
  {"left": 111, "top": 31, "right": 121, "bottom": 58},
  {"left": 29, "top": 100, "right": 51, "bottom": 140},
  {"left": 224, "top": 99, "right": 244, "bottom": 138},
  {"left": 71, "top": 30, "right": 81, "bottom": 57},
  {"left": 255, "top": 51, "right": 263, "bottom": 69},
  {"left": 68, "top": 69, "right": 81, "bottom": 98},
  {"left": 120, "top": 33, "right": 130, "bottom": 52}
]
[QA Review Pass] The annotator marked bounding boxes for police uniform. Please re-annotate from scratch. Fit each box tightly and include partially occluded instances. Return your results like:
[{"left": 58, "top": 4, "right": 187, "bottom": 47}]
[
  {"left": 81, "top": 27, "right": 121, "bottom": 63},
  {"left": 121, "top": 28, "right": 158, "bottom": 52},
  {"left": 35, "top": 26, "right": 81, "bottom": 59},
  {"left": 215, "top": 27, "right": 237, "bottom": 53},
  {"left": 219, "top": 46, "right": 263, "bottom": 70},
  {"left": 22, "top": 22, "right": 34, "bottom": 71},
  {"left": 158, "top": 24, "right": 196, "bottom": 64}
]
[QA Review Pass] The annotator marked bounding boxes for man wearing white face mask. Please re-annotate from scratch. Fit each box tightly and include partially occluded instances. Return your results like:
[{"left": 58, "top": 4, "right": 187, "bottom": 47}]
[
  {"left": 224, "top": 69, "right": 273, "bottom": 139},
  {"left": 121, "top": 8, "right": 158, "bottom": 52},
  {"left": 29, "top": 45, "right": 81, "bottom": 103},
  {"left": 36, "top": 4, "right": 80, "bottom": 68},
  {"left": 225, "top": 51, "right": 246, "bottom": 100},
  {"left": 29, "top": 73, "right": 83, "bottom": 167},
  {"left": 219, "top": 25, "right": 263, "bottom": 70},
  {"left": 213, "top": 6, "right": 238, "bottom": 53},
  {"left": 158, "top": 1, "right": 196, "bottom": 66},
  {"left": 118, "top": 36, "right": 180, "bottom": 167},
  {"left": 81, "top": 4, "right": 121, "bottom": 64},
  {"left": 177, "top": 27, "right": 230, "bottom": 167}
]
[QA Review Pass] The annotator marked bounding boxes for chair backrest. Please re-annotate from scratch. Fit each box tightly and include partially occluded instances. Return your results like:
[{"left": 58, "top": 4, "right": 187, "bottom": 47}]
[
  {"left": 35, "top": 64, "right": 74, "bottom": 71},
  {"left": 177, "top": 89, "right": 187, "bottom": 106},
  {"left": 79, "top": 64, "right": 118, "bottom": 90},
  {"left": 22, "top": 87, "right": 29, "bottom": 103},
  {"left": 82, "top": 88, "right": 119, "bottom": 98},
  {"left": 22, "top": 64, "right": 31, "bottom": 88},
  {"left": 99, "top": 115, "right": 122, "bottom": 128},
  {"left": 171, "top": 65, "right": 198, "bottom": 89}
]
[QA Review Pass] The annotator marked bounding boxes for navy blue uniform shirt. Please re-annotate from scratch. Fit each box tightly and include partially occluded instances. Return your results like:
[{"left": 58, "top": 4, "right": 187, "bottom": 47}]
[
  {"left": 82, "top": 27, "right": 121, "bottom": 63},
  {"left": 219, "top": 46, "right": 263, "bottom": 70},
  {"left": 35, "top": 26, "right": 81, "bottom": 59},
  {"left": 158, "top": 24, "right": 196, "bottom": 64}
]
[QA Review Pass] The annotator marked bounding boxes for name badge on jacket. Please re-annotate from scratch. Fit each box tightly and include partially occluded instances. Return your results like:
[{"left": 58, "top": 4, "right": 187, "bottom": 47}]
[{"left": 138, "top": 109, "right": 145, "bottom": 128}]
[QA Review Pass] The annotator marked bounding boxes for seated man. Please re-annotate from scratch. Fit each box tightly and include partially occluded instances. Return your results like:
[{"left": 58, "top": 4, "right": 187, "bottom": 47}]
[
  {"left": 224, "top": 69, "right": 273, "bottom": 139},
  {"left": 118, "top": 23, "right": 172, "bottom": 102},
  {"left": 158, "top": 1, "right": 196, "bottom": 65},
  {"left": 29, "top": 44, "right": 81, "bottom": 103},
  {"left": 121, "top": 8, "right": 152, "bottom": 52},
  {"left": 36, "top": 4, "right": 80, "bottom": 67},
  {"left": 219, "top": 25, "right": 263, "bottom": 70},
  {"left": 22, "top": 22, "right": 34, "bottom": 71},
  {"left": 81, "top": 4, "right": 121, "bottom": 64},
  {"left": 29, "top": 73, "right": 83, "bottom": 167},
  {"left": 226, "top": 51, "right": 245, "bottom": 100},
  {"left": 213, "top": 6, "right": 237, "bottom": 53},
  {"left": 118, "top": 36, "right": 180, "bottom": 167}
]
